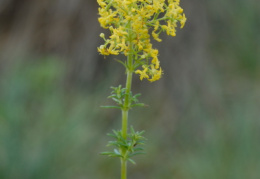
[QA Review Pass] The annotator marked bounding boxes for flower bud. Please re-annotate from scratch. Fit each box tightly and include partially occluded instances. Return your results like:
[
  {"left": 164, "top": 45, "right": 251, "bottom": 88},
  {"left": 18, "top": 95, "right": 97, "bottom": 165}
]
[{"left": 100, "top": 33, "right": 105, "bottom": 38}]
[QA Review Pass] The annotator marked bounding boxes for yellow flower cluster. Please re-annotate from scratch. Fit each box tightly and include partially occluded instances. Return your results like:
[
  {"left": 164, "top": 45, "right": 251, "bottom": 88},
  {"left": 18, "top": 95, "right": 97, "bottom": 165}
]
[{"left": 97, "top": 0, "right": 186, "bottom": 82}]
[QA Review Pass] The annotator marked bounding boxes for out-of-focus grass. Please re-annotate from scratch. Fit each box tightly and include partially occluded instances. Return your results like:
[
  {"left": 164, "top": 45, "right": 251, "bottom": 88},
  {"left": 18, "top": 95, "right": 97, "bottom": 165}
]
[
  {"left": 0, "top": 58, "right": 113, "bottom": 179},
  {"left": 172, "top": 98, "right": 260, "bottom": 179},
  {"left": 128, "top": 90, "right": 260, "bottom": 179}
]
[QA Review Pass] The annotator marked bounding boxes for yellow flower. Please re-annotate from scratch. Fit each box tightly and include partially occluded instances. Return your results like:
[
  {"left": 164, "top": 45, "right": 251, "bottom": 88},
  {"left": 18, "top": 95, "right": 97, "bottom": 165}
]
[
  {"left": 97, "top": 0, "right": 106, "bottom": 7},
  {"left": 151, "top": 56, "right": 160, "bottom": 69},
  {"left": 98, "top": 45, "right": 110, "bottom": 55},
  {"left": 117, "top": 38, "right": 127, "bottom": 51},
  {"left": 138, "top": 43, "right": 143, "bottom": 50},
  {"left": 97, "top": 0, "right": 186, "bottom": 82},
  {"left": 135, "top": 66, "right": 149, "bottom": 80},
  {"left": 148, "top": 66, "right": 163, "bottom": 82},
  {"left": 180, "top": 14, "right": 187, "bottom": 28},
  {"left": 152, "top": 31, "right": 162, "bottom": 42},
  {"left": 150, "top": 49, "right": 159, "bottom": 58}
]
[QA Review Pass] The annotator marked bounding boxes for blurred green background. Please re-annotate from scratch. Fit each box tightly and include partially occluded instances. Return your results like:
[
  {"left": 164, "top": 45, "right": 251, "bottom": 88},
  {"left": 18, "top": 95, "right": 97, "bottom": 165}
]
[{"left": 0, "top": 0, "right": 260, "bottom": 178}]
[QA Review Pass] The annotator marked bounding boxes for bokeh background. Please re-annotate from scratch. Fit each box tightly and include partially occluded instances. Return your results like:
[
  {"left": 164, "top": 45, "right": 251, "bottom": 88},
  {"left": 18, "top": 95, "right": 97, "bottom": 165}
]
[{"left": 0, "top": 0, "right": 260, "bottom": 178}]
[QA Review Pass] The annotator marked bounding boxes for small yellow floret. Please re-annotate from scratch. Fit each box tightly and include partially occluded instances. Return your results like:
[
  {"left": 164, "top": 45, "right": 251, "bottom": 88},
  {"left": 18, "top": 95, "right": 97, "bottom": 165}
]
[
  {"left": 148, "top": 66, "right": 163, "bottom": 82},
  {"left": 135, "top": 66, "right": 149, "bottom": 80},
  {"left": 180, "top": 14, "right": 187, "bottom": 28},
  {"left": 152, "top": 31, "right": 162, "bottom": 42}
]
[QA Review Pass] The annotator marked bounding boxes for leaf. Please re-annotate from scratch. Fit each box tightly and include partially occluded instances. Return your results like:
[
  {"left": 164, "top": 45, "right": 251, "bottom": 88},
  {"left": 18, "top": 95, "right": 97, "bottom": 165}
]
[
  {"left": 107, "top": 95, "right": 117, "bottom": 99},
  {"left": 136, "top": 141, "right": 146, "bottom": 145},
  {"left": 127, "top": 158, "right": 136, "bottom": 165},
  {"left": 112, "top": 130, "right": 120, "bottom": 136},
  {"left": 111, "top": 98, "right": 122, "bottom": 104},
  {"left": 101, "top": 152, "right": 122, "bottom": 158},
  {"left": 117, "top": 142, "right": 129, "bottom": 148},
  {"left": 138, "top": 130, "right": 145, "bottom": 135},
  {"left": 130, "top": 126, "right": 135, "bottom": 134},
  {"left": 100, "top": 105, "right": 121, "bottom": 109},
  {"left": 107, "top": 133, "right": 117, "bottom": 138},
  {"left": 133, "top": 147, "right": 144, "bottom": 151},
  {"left": 107, "top": 141, "right": 119, "bottom": 147},
  {"left": 128, "top": 151, "right": 146, "bottom": 157},
  {"left": 114, "top": 59, "right": 127, "bottom": 68},
  {"left": 133, "top": 93, "right": 141, "bottom": 98},
  {"left": 114, "top": 149, "right": 121, "bottom": 155},
  {"left": 100, "top": 152, "right": 114, "bottom": 156},
  {"left": 133, "top": 62, "right": 142, "bottom": 69},
  {"left": 131, "top": 103, "right": 146, "bottom": 107}
]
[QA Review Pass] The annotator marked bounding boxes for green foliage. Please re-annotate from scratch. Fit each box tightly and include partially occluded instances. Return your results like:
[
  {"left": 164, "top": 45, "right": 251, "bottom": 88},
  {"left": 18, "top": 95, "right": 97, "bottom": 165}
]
[
  {"left": 101, "top": 85, "right": 145, "bottom": 110},
  {"left": 101, "top": 127, "right": 145, "bottom": 165}
]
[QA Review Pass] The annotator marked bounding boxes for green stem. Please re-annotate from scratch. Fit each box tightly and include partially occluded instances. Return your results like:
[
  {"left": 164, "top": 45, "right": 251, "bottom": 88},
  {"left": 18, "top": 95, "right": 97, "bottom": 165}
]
[
  {"left": 122, "top": 109, "right": 128, "bottom": 139},
  {"left": 122, "top": 70, "right": 133, "bottom": 138},
  {"left": 121, "top": 158, "right": 127, "bottom": 179},
  {"left": 121, "top": 42, "right": 133, "bottom": 179}
]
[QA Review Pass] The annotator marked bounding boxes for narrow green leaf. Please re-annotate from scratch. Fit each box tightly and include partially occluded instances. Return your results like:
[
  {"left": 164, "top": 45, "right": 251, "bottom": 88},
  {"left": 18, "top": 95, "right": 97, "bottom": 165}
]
[
  {"left": 133, "top": 147, "right": 144, "bottom": 151},
  {"left": 108, "top": 94, "right": 117, "bottom": 98},
  {"left": 130, "top": 126, "right": 135, "bottom": 134},
  {"left": 100, "top": 106, "right": 121, "bottom": 109},
  {"left": 100, "top": 152, "right": 114, "bottom": 155},
  {"left": 111, "top": 98, "right": 122, "bottom": 103},
  {"left": 129, "top": 151, "right": 146, "bottom": 157},
  {"left": 114, "top": 59, "right": 127, "bottom": 68},
  {"left": 127, "top": 158, "right": 136, "bottom": 165},
  {"left": 107, "top": 141, "right": 119, "bottom": 147},
  {"left": 114, "top": 149, "right": 121, "bottom": 155},
  {"left": 107, "top": 133, "right": 117, "bottom": 138},
  {"left": 131, "top": 103, "right": 146, "bottom": 107}
]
